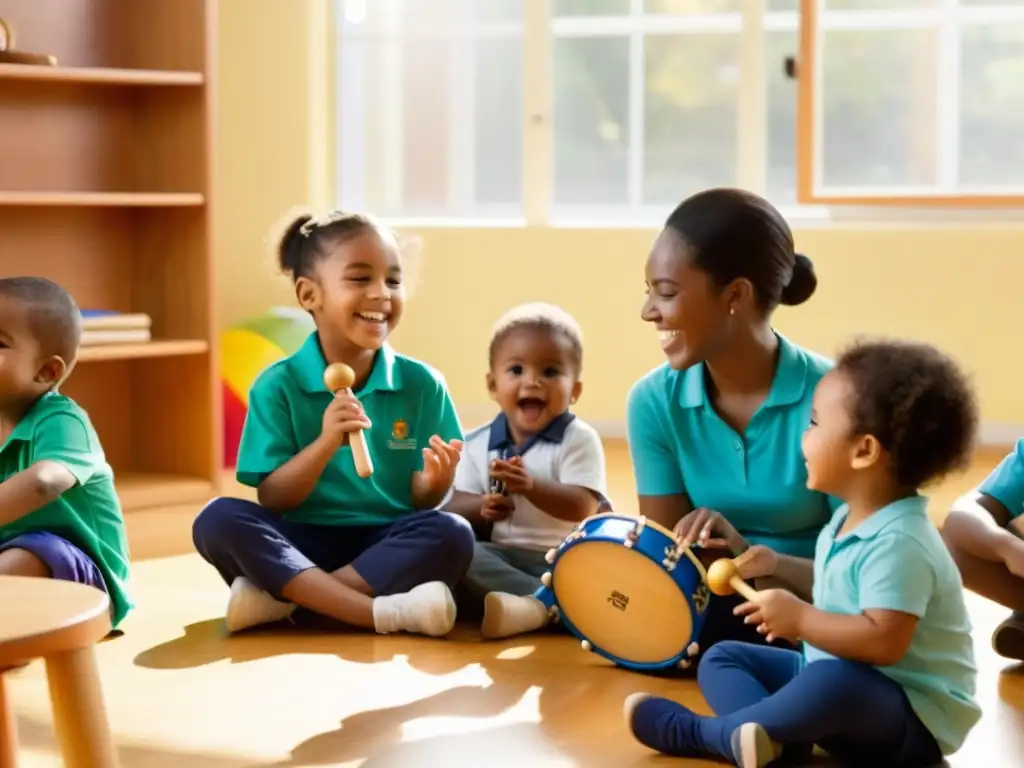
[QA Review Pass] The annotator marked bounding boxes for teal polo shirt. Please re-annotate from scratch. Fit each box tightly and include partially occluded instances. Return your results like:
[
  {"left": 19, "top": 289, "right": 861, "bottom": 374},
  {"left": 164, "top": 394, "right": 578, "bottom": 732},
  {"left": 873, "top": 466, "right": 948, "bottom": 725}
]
[
  {"left": 237, "top": 332, "right": 463, "bottom": 526},
  {"left": 979, "top": 438, "right": 1024, "bottom": 519},
  {"left": 626, "top": 333, "right": 837, "bottom": 557},
  {"left": 0, "top": 392, "right": 133, "bottom": 628},
  {"left": 805, "top": 496, "right": 981, "bottom": 755}
]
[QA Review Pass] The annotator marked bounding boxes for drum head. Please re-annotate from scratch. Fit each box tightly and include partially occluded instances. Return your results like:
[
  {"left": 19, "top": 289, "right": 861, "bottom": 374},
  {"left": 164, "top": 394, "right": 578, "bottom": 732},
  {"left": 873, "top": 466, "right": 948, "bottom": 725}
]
[{"left": 555, "top": 541, "right": 693, "bottom": 665}]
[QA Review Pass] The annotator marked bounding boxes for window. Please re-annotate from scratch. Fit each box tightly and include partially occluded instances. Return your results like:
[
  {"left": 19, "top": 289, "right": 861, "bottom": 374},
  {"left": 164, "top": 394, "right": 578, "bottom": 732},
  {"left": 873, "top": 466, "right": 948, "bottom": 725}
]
[
  {"left": 800, "top": 0, "right": 1024, "bottom": 204},
  {"left": 549, "top": 0, "right": 802, "bottom": 218},
  {"left": 334, "top": 0, "right": 1024, "bottom": 222},
  {"left": 336, "top": 0, "right": 525, "bottom": 219}
]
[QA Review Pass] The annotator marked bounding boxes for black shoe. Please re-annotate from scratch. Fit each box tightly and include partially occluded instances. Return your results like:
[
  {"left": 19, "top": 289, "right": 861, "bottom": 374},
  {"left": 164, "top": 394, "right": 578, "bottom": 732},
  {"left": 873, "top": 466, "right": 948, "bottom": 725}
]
[{"left": 992, "top": 612, "right": 1024, "bottom": 661}]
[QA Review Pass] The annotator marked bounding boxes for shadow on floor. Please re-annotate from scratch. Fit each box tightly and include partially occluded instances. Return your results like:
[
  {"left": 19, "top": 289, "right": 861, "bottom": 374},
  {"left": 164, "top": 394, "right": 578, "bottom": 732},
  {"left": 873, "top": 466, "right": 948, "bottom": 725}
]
[
  {"left": 269, "top": 642, "right": 659, "bottom": 766},
  {"left": 16, "top": 714, "right": 276, "bottom": 767},
  {"left": 132, "top": 618, "right": 491, "bottom": 675}
]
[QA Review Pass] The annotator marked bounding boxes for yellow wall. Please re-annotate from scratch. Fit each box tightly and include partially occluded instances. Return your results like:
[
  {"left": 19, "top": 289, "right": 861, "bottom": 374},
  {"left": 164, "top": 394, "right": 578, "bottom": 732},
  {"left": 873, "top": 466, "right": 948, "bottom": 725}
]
[{"left": 216, "top": 1, "right": 1023, "bottom": 431}]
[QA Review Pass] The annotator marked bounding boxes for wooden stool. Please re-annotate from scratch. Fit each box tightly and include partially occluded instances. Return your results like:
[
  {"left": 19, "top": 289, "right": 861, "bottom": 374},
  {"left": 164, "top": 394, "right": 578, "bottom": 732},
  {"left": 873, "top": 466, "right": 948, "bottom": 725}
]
[{"left": 0, "top": 575, "right": 118, "bottom": 768}]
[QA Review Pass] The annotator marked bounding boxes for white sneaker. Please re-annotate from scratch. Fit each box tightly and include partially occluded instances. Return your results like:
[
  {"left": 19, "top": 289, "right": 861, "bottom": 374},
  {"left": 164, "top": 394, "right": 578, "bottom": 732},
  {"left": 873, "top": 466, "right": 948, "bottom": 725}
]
[
  {"left": 372, "top": 581, "right": 456, "bottom": 637},
  {"left": 225, "top": 577, "right": 295, "bottom": 633},
  {"left": 730, "top": 722, "right": 782, "bottom": 768}
]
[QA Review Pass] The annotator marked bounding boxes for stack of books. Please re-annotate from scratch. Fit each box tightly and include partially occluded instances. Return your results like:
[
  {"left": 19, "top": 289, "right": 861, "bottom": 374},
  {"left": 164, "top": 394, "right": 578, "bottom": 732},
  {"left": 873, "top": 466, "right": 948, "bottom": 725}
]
[{"left": 80, "top": 310, "right": 152, "bottom": 346}]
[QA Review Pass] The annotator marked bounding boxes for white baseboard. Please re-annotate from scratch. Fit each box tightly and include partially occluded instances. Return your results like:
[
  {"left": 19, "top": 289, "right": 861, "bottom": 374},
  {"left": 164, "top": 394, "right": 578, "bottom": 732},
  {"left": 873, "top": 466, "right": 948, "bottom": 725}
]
[
  {"left": 457, "top": 405, "right": 1021, "bottom": 448},
  {"left": 978, "top": 423, "right": 1024, "bottom": 447}
]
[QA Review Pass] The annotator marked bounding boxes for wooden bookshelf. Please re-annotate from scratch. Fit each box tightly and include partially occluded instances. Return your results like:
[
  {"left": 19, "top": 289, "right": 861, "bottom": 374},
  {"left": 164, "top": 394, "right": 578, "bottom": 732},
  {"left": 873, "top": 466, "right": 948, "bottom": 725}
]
[{"left": 0, "top": 0, "right": 220, "bottom": 512}]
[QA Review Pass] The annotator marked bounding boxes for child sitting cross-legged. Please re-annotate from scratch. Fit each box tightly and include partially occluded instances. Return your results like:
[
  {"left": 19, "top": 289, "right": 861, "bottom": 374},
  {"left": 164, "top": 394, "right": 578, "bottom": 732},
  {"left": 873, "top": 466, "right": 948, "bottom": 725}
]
[
  {"left": 625, "top": 339, "right": 982, "bottom": 767},
  {"left": 447, "top": 303, "right": 608, "bottom": 639},
  {"left": 192, "top": 211, "right": 474, "bottom": 637},
  {"left": 0, "top": 277, "right": 132, "bottom": 629}
]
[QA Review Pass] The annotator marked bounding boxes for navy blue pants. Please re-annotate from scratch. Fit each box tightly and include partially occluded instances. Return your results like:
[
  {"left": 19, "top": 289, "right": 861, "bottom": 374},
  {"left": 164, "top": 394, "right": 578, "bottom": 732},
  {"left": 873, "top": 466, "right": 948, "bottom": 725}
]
[
  {"left": 699, "top": 592, "right": 792, "bottom": 654},
  {"left": 0, "top": 532, "right": 107, "bottom": 593},
  {"left": 698, "top": 641, "right": 942, "bottom": 764},
  {"left": 192, "top": 497, "right": 475, "bottom": 600}
]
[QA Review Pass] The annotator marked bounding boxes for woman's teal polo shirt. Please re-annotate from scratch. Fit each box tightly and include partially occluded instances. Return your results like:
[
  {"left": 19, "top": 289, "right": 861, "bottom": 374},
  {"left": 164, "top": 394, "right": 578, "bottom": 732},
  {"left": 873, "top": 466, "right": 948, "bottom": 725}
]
[{"left": 626, "top": 333, "right": 838, "bottom": 558}]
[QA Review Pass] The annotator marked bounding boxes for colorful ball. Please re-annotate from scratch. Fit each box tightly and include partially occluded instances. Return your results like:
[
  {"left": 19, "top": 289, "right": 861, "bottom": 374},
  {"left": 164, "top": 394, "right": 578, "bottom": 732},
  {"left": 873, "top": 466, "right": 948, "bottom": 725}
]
[{"left": 221, "top": 307, "right": 315, "bottom": 468}]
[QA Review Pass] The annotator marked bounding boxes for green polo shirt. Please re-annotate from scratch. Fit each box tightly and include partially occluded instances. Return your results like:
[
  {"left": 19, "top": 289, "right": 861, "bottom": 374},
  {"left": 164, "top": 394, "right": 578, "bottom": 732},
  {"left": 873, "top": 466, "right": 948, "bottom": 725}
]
[
  {"left": 978, "top": 438, "right": 1024, "bottom": 519},
  {"left": 237, "top": 332, "right": 463, "bottom": 526},
  {"left": 626, "top": 333, "right": 839, "bottom": 557},
  {"left": 805, "top": 496, "right": 981, "bottom": 755},
  {"left": 0, "top": 392, "right": 133, "bottom": 628}
]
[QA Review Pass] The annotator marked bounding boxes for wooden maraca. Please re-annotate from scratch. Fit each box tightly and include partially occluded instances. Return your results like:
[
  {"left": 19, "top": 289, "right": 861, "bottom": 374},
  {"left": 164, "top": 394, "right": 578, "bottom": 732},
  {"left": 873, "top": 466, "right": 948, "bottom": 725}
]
[
  {"left": 324, "top": 362, "right": 374, "bottom": 478},
  {"left": 706, "top": 556, "right": 759, "bottom": 602}
]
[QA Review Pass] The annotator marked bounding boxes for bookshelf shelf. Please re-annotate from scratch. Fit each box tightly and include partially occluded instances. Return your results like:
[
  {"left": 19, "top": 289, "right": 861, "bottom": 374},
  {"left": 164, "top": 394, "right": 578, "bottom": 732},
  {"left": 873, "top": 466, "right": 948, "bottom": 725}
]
[
  {"left": 0, "top": 0, "right": 220, "bottom": 512},
  {"left": 78, "top": 340, "right": 209, "bottom": 363},
  {"left": 116, "top": 473, "right": 214, "bottom": 513},
  {"left": 0, "top": 64, "right": 204, "bottom": 87},
  {"left": 0, "top": 192, "right": 205, "bottom": 207}
]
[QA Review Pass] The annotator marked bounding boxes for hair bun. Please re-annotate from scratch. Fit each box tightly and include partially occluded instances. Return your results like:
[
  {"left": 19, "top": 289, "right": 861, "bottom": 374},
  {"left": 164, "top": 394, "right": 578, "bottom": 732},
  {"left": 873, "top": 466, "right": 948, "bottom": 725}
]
[
  {"left": 277, "top": 213, "right": 314, "bottom": 275},
  {"left": 780, "top": 252, "right": 817, "bottom": 306}
]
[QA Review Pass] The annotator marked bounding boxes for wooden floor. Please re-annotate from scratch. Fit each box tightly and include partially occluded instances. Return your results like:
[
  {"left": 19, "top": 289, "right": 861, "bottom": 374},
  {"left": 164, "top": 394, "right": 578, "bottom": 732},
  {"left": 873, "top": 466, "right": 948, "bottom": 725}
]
[{"left": 7, "top": 441, "right": 1024, "bottom": 767}]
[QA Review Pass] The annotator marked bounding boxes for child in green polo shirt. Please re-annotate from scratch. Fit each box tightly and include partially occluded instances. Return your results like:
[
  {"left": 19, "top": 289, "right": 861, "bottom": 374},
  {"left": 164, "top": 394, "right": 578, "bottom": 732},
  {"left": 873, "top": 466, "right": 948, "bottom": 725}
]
[
  {"left": 193, "top": 210, "right": 475, "bottom": 636},
  {"left": 624, "top": 339, "right": 981, "bottom": 767},
  {"left": 0, "top": 277, "right": 133, "bottom": 628}
]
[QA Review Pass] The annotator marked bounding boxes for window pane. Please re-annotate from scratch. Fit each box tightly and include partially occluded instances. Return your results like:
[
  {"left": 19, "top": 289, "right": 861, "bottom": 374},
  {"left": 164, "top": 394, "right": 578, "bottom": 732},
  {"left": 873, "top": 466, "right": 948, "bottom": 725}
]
[
  {"left": 765, "top": 0, "right": 797, "bottom": 10},
  {"left": 959, "top": 23, "right": 1024, "bottom": 187},
  {"left": 819, "top": 28, "right": 940, "bottom": 188},
  {"left": 644, "top": 0, "right": 742, "bottom": 13},
  {"left": 474, "top": 0, "right": 525, "bottom": 21},
  {"left": 474, "top": 38, "right": 523, "bottom": 204},
  {"left": 824, "top": 0, "right": 938, "bottom": 8},
  {"left": 337, "top": 37, "right": 523, "bottom": 217},
  {"left": 553, "top": 37, "right": 630, "bottom": 205},
  {"left": 643, "top": 34, "right": 740, "bottom": 205},
  {"left": 553, "top": 0, "right": 631, "bottom": 16},
  {"left": 766, "top": 31, "right": 798, "bottom": 205},
  {"left": 339, "top": 0, "right": 523, "bottom": 34},
  {"left": 397, "top": 40, "right": 453, "bottom": 212}
]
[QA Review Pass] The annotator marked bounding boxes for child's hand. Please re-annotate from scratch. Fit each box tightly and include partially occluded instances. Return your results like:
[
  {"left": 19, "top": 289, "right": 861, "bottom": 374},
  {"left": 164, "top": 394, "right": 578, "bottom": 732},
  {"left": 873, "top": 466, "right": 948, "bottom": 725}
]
[
  {"left": 490, "top": 456, "right": 533, "bottom": 493},
  {"left": 735, "top": 545, "right": 778, "bottom": 580},
  {"left": 734, "top": 589, "right": 808, "bottom": 644},
  {"left": 481, "top": 493, "right": 514, "bottom": 522},
  {"left": 412, "top": 436, "right": 463, "bottom": 499},
  {"left": 321, "top": 393, "right": 372, "bottom": 446}
]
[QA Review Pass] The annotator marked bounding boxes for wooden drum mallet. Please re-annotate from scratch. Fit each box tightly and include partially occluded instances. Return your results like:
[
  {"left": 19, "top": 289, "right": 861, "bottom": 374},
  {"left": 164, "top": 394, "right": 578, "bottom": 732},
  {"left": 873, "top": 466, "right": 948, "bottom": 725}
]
[
  {"left": 706, "top": 555, "right": 759, "bottom": 602},
  {"left": 324, "top": 363, "right": 374, "bottom": 478}
]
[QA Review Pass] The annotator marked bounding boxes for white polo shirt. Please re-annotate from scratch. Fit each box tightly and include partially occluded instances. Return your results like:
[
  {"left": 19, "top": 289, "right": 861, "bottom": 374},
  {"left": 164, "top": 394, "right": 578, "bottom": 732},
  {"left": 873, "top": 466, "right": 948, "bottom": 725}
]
[{"left": 455, "top": 412, "right": 608, "bottom": 551}]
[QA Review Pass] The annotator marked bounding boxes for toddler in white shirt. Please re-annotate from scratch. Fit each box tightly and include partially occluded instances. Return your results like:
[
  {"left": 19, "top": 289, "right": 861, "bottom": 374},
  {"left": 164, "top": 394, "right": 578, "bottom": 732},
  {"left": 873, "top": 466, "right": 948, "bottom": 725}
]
[{"left": 446, "top": 303, "right": 608, "bottom": 639}]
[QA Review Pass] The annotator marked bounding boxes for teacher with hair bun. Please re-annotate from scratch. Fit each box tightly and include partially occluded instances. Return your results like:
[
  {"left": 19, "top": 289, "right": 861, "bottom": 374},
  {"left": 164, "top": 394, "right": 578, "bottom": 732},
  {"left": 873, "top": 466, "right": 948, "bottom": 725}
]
[{"left": 626, "top": 187, "right": 838, "bottom": 669}]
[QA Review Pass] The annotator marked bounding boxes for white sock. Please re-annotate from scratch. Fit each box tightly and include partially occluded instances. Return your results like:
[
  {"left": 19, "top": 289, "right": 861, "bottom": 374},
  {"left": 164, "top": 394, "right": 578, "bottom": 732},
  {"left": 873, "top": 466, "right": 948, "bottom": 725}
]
[
  {"left": 372, "top": 581, "right": 456, "bottom": 637},
  {"left": 481, "top": 592, "right": 550, "bottom": 639},
  {"left": 225, "top": 577, "right": 295, "bottom": 633}
]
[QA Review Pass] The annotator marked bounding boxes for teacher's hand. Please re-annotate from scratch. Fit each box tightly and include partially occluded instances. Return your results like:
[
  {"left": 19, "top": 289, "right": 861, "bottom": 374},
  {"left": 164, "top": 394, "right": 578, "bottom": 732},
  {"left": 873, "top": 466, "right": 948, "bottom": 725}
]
[{"left": 674, "top": 508, "right": 745, "bottom": 554}]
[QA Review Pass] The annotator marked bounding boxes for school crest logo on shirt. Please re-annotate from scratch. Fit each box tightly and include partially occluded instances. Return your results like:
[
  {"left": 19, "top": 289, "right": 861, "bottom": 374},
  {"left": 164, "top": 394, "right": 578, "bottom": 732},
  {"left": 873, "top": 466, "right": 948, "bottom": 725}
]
[{"left": 388, "top": 418, "right": 416, "bottom": 450}]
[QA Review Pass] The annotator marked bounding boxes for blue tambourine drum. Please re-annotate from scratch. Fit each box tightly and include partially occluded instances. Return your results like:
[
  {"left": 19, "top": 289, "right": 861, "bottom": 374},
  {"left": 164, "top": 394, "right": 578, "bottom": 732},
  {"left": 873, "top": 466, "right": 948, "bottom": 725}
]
[{"left": 533, "top": 513, "right": 711, "bottom": 673}]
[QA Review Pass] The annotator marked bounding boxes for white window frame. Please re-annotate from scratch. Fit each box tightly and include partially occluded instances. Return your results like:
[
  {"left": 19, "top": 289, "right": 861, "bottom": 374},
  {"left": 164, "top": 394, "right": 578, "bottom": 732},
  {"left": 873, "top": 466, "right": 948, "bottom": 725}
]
[{"left": 332, "top": 0, "right": 1024, "bottom": 229}]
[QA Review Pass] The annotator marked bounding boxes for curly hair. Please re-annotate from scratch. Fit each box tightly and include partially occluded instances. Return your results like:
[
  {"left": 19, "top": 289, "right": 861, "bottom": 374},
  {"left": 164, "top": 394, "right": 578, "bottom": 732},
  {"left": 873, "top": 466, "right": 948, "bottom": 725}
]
[
  {"left": 488, "top": 302, "right": 584, "bottom": 374},
  {"left": 836, "top": 339, "right": 978, "bottom": 489}
]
